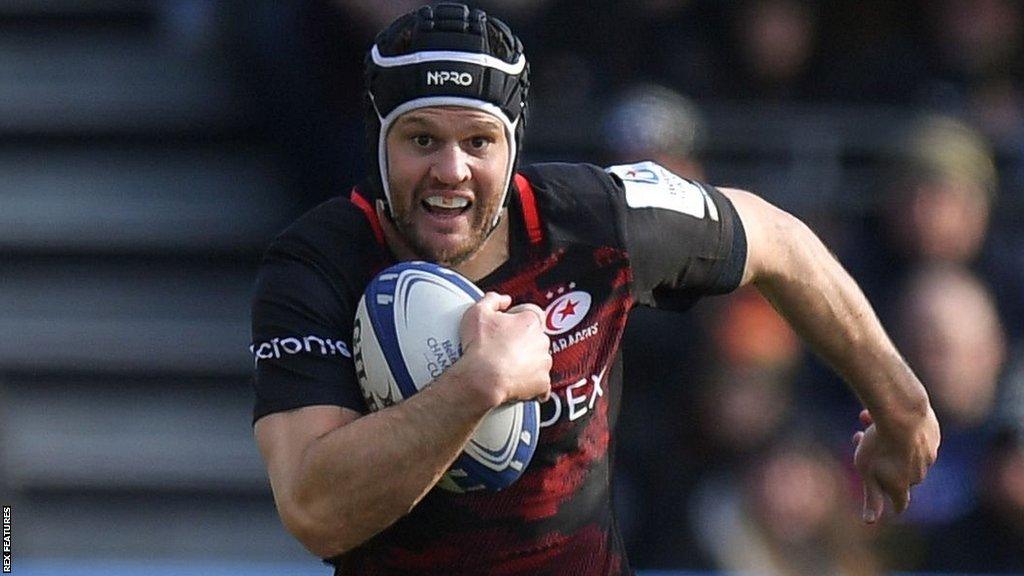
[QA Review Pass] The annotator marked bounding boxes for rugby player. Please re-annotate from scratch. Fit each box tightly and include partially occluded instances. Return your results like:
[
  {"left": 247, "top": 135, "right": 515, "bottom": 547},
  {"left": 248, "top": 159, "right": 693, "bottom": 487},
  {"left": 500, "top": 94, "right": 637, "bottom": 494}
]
[{"left": 251, "top": 4, "right": 940, "bottom": 574}]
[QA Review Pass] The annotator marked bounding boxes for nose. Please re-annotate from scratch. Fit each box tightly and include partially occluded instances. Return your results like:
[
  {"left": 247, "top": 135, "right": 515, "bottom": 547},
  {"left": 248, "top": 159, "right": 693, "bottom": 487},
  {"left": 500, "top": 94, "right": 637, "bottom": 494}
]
[{"left": 430, "top": 144, "right": 471, "bottom": 185}]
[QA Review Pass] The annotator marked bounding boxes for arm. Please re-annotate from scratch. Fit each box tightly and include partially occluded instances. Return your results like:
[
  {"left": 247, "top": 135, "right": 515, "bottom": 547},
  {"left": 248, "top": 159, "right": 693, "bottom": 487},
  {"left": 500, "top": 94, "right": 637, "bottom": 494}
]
[
  {"left": 255, "top": 292, "right": 551, "bottom": 558},
  {"left": 721, "top": 187, "right": 940, "bottom": 522}
]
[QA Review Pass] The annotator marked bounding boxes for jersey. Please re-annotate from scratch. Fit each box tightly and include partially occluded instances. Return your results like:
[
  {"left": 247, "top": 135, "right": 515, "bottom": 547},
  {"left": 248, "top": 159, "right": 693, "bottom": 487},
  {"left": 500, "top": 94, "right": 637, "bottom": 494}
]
[{"left": 250, "top": 161, "right": 747, "bottom": 576}]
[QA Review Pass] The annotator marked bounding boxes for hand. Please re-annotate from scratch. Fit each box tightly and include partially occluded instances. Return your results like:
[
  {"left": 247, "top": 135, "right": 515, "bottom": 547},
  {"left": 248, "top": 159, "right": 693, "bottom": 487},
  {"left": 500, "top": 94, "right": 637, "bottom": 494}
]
[
  {"left": 456, "top": 292, "right": 552, "bottom": 407},
  {"left": 507, "top": 302, "right": 545, "bottom": 324},
  {"left": 852, "top": 407, "right": 940, "bottom": 523}
]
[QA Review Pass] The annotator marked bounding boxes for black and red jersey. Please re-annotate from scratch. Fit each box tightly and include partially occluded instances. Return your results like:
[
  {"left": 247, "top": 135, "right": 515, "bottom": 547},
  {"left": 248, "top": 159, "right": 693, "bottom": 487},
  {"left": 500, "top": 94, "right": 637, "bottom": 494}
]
[{"left": 251, "top": 161, "right": 746, "bottom": 575}]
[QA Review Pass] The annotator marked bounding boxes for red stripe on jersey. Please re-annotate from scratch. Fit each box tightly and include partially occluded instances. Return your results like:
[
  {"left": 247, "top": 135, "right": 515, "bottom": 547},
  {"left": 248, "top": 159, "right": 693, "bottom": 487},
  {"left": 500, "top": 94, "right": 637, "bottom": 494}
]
[
  {"left": 350, "top": 188, "right": 385, "bottom": 246},
  {"left": 515, "top": 173, "right": 544, "bottom": 246}
]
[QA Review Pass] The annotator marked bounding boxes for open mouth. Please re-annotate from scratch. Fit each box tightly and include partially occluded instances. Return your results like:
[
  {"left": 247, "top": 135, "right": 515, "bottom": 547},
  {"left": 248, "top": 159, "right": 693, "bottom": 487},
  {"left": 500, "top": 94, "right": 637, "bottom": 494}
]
[{"left": 421, "top": 194, "right": 473, "bottom": 217}]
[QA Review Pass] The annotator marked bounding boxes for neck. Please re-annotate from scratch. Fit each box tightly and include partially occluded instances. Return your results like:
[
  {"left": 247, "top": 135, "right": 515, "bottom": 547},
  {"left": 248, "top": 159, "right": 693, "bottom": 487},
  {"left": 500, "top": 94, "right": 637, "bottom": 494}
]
[{"left": 452, "top": 209, "right": 510, "bottom": 281}]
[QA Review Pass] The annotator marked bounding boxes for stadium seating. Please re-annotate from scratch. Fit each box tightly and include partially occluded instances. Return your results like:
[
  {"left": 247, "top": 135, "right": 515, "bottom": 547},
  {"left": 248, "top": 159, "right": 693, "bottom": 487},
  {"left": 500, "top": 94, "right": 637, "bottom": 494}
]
[{"left": 0, "top": 0, "right": 309, "bottom": 562}]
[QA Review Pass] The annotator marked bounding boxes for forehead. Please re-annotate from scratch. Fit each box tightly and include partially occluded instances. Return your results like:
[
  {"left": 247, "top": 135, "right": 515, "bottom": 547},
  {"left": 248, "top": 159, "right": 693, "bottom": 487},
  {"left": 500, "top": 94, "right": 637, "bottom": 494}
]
[{"left": 393, "top": 106, "right": 505, "bottom": 132}]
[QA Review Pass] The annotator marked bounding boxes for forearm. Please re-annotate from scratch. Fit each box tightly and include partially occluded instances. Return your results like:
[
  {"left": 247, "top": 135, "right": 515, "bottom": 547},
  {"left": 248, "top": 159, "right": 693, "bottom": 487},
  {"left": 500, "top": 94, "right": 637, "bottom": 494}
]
[
  {"left": 722, "top": 188, "right": 938, "bottom": 517},
  {"left": 289, "top": 365, "right": 494, "bottom": 557},
  {"left": 754, "top": 217, "right": 930, "bottom": 425},
  {"left": 262, "top": 293, "right": 551, "bottom": 557}
]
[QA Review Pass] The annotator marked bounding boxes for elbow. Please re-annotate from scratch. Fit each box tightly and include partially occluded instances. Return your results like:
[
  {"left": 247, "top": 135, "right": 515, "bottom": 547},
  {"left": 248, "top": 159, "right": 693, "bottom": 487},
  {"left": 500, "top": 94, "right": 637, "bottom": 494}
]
[
  {"left": 784, "top": 213, "right": 830, "bottom": 277},
  {"left": 754, "top": 208, "right": 822, "bottom": 286},
  {"left": 773, "top": 208, "right": 818, "bottom": 256},
  {"left": 278, "top": 500, "right": 354, "bottom": 560}
]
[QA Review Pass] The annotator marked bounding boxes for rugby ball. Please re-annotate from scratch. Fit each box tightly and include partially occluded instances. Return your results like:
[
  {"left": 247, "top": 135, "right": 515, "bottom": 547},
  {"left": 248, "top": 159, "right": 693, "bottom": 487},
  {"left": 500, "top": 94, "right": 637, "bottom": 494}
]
[{"left": 353, "top": 261, "right": 540, "bottom": 492}]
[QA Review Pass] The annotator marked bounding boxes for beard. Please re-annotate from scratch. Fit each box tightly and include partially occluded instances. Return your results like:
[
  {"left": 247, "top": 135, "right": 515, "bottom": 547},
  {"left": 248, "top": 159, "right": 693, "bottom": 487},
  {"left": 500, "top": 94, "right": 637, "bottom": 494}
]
[{"left": 390, "top": 183, "right": 505, "bottom": 267}]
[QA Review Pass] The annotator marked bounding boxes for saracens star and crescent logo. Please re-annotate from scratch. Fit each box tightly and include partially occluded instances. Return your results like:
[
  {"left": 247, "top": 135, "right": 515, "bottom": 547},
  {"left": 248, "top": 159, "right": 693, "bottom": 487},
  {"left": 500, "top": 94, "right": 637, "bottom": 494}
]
[{"left": 543, "top": 283, "right": 592, "bottom": 335}]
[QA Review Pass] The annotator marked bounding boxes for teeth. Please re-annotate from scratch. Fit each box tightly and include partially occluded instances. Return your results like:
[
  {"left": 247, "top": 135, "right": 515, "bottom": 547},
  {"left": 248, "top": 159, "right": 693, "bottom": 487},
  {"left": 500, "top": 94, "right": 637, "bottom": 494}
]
[{"left": 425, "top": 195, "right": 469, "bottom": 209}]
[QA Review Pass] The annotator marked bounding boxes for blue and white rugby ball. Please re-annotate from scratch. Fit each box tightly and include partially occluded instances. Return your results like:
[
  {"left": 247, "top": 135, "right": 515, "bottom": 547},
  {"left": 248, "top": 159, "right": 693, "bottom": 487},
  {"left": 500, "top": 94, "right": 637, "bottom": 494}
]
[{"left": 353, "top": 261, "right": 540, "bottom": 492}]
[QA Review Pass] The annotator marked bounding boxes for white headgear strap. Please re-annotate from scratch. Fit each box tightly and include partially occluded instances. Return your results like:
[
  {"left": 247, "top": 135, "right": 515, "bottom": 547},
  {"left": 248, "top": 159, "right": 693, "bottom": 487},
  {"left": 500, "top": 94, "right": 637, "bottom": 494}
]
[{"left": 373, "top": 95, "right": 519, "bottom": 229}]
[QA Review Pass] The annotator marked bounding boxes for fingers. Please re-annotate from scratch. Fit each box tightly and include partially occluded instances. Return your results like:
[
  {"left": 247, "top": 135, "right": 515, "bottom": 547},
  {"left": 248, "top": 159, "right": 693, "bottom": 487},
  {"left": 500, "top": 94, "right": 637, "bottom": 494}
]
[
  {"left": 537, "top": 390, "right": 551, "bottom": 403},
  {"left": 892, "top": 489, "right": 911, "bottom": 514},
  {"left": 874, "top": 467, "right": 913, "bottom": 515},
  {"left": 853, "top": 407, "right": 929, "bottom": 522},
  {"left": 477, "top": 291, "right": 513, "bottom": 312},
  {"left": 507, "top": 302, "right": 551, "bottom": 402},
  {"left": 461, "top": 293, "right": 512, "bottom": 348},
  {"left": 852, "top": 430, "right": 864, "bottom": 447},
  {"left": 859, "top": 409, "right": 873, "bottom": 427},
  {"left": 862, "top": 476, "right": 885, "bottom": 523},
  {"left": 507, "top": 303, "right": 545, "bottom": 325}
]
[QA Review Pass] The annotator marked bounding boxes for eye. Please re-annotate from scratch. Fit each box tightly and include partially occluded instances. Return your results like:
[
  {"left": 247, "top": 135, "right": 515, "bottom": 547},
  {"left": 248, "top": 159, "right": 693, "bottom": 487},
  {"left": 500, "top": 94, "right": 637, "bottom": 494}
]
[
  {"left": 468, "top": 136, "right": 491, "bottom": 150},
  {"left": 413, "top": 135, "right": 433, "bottom": 147}
]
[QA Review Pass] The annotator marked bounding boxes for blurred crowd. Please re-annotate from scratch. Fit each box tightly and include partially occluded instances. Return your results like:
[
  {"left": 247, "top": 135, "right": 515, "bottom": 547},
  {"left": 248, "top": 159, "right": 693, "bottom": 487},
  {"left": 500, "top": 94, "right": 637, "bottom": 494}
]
[{"left": 223, "top": 0, "right": 1024, "bottom": 573}]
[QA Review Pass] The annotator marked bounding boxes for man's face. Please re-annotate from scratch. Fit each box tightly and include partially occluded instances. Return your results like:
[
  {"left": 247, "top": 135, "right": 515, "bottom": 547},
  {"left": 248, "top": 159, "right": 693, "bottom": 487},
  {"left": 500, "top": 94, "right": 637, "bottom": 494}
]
[
  {"left": 385, "top": 106, "right": 510, "bottom": 266},
  {"left": 886, "top": 177, "right": 991, "bottom": 264}
]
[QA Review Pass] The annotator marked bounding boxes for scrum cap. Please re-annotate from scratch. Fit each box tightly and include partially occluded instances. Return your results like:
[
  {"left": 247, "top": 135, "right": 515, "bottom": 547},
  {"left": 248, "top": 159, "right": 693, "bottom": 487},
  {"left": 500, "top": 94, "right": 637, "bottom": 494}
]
[{"left": 365, "top": 3, "right": 530, "bottom": 227}]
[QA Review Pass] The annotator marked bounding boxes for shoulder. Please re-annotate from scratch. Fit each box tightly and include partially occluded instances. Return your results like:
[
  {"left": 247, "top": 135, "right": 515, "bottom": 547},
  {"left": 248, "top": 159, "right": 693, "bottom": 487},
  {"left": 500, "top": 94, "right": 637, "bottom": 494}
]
[
  {"left": 517, "top": 162, "right": 625, "bottom": 247},
  {"left": 606, "top": 161, "right": 721, "bottom": 220},
  {"left": 519, "top": 162, "right": 623, "bottom": 211},
  {"left": 259, "top": 194, "right": 387, "bottom": 300},
  {"left": 520, "top": 162, "right": 621, "bottom": 193},
  {"left": 519, "top": 160, "right": 715, "bottom": 216},
  {"left": 270, "top": 195, "right": 375, "bottom": 255}
]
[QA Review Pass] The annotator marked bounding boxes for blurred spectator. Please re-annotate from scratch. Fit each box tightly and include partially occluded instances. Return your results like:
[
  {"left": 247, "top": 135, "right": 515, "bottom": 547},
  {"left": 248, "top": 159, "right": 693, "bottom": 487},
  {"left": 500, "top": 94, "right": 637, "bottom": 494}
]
[
  {"left": 885, "top": 115, "right": 998, "bottom": 264},
  {"left": 913, "top": 0, "right": 1024, "bottom": 214},
  {"left": 925, "top": 0, "right": 1022, "bottom": 82},
  {"left": 913, "top": 0, "right": 1024, "bottom": 266},
  {"left": 706, "top": 287, "right": 800, "bottom": 370},
  {"left": 608, "top": 83, "right": 708, "bottom": 566},
  {"left": 842, "top": 114, "right": 1024, "bottom": 343},
  {"left": 808, "top": 0, "right": 929, "bottom": 104},
  {"left": 602, "top": 83, "right": 706, "bottom": 179},
  {"left": 923, "top": 425, "right": 1024, "bottom": 573},
  {"left": 618, "top": 287, "right": 803, "bottom": 568},
  {"left": 725, "top": 0, "right": 821, "bottom": 101},
  {"left": 525, "top": 0, "right": 722, "bottom": 109},
  {"left": 999, "top": 351, "right": 1024, "bottom": 434},
  {"left": 616, "top": 305, "right": 710, "bottom": 568},
  {"left": 695, "top": 287, "right": 803, "bottom": 473},
  {"left": 893, "top": 264, "right": 1007, "bottom": 525},
  {"left": 695, "top": 434, "right": 881, "bottom": 576},
  {"left": 918, "top": 0, "right": 1024, "bottom": 137},
  {"left": 229, "top": 4, "right": 1024, "bottom": 569}
]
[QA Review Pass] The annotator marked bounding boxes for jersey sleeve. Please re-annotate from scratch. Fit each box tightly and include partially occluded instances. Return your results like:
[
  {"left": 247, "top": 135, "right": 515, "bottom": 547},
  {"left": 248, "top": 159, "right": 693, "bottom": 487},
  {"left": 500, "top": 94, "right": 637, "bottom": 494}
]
[
  {"left": 250, "top": 243, "right": 367, "bottom": 423},
  {"left": 606, "top": 161, "right": 747, "bottom": 310}
]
